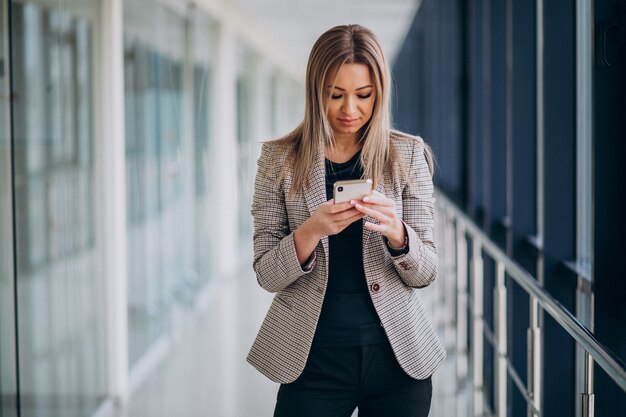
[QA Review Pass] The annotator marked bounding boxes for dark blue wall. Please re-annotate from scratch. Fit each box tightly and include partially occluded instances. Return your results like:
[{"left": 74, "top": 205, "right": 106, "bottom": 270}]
[{"left": 392, "top": 0, "right": 626, "bottom": 416}]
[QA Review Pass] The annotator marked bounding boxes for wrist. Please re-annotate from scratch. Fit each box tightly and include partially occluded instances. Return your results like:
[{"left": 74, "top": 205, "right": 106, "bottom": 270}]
[
  {"left": 386, "top": 221, "right": 406, "bottom": 248},
  {"left": 294, "top": 220, "right": 322, "bottom": 267},
  {"left": 298, "top": 219, "right": 322, "bottom": 243}
]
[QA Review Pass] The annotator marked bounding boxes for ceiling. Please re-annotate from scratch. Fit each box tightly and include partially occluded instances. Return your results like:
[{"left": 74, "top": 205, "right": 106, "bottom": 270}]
[{"left": 230, "top": 0, "right": 423, "bottom": 75}]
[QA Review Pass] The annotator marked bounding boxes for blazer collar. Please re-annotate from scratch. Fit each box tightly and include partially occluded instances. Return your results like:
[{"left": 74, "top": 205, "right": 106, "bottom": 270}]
[
  {"left": 303, "top": 146, "right": 329, "bottom": 256},
  {"left": 303, "top": 145, "right": 327, "bottom": 217}
]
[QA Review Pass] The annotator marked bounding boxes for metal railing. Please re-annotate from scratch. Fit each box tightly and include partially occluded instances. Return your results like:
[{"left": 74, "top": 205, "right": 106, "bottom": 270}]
[{"left": 433, "top": 191, "right": 626, "bottom": 417}]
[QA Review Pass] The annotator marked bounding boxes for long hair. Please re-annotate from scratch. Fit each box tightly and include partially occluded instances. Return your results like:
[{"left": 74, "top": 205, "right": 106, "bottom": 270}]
[{"left": 276, "top": 24, "right": 433, "bottom": 194}]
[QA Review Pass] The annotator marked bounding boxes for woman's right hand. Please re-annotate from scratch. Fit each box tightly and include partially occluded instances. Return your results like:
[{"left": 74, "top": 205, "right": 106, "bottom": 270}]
[
  {"left": 293, "top": 199, "right": 365, "bottom": 265},
  {"left": 307, "top": 199, "right": 365, "bottom": 238}
]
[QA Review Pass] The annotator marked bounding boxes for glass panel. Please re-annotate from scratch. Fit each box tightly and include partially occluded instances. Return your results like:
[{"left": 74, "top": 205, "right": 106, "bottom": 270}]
[
  {"left": 286, "top": 78, "right": 304, "bottom": 129},
  {"left": 236, "top": 47, "right": 254, "bottom": 245},
  {"left": 124, "top": 0, "right": 214, "bottom": 367},
  {"left": 1, "top": 0, "right": 19, "bottom": 415},
  {"left": 10, "top": 1, "right": 106, "bottom": 416},
  {"left": 269, "top": 70, "right": 278, "bottom": 136},
  {"left": 124, "top": 38, "right": 173, "bottom": 368},
  {"left": 575, "top": 0, "right": 593, "bottom": 280},
  {"left": 190, "top": 13, "right": 216, "bottom": 289}
]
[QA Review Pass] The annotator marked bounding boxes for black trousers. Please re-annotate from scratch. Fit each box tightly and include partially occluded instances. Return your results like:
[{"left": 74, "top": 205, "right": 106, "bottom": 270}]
[{"left": 273, "top": 341, "right": 433, "bottom": 417}]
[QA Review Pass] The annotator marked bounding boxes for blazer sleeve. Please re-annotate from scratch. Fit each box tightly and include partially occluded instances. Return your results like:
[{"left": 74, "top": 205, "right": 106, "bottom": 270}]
[
  {"left": 390, "top": 138, "right": 438, "bottom": 288},
  {"left": 251, "top": 143, "right": 316, "bottom": 293}
]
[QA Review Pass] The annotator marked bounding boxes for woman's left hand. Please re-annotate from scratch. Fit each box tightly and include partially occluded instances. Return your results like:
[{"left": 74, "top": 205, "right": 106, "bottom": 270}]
[{"left": 354, "top": 191, "right": 406, "bottom": 247}]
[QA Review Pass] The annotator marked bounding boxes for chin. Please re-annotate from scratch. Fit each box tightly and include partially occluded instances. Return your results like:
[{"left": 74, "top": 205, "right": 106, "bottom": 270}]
[{"left": 337, "top": 125, "right": 362, "bottom": 135}]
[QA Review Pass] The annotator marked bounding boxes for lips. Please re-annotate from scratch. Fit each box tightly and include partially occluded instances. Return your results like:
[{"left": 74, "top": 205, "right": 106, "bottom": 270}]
[{"left": 338, "top": 118, "right": 358, "bottom": 125}]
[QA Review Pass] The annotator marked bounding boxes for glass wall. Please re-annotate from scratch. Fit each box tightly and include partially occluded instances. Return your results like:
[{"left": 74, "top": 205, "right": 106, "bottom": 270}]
[
  {"left": 2, "top": 0, "right": 303, "bottom": 414},
  {"left": 9, "top": 1, "right": 106, "bottom": 416},
  {"left": 1, "top": 0, "right": 18, "bottom": 415},
  {"left": 236, "top": 46, "right": 255, "bottom": 246},
  {"left": 189, "top": 12, "right": 216, "bottom": 290},
  {"left": 123, "top": 0, "right": 217, "bottom": 367},
  {"left": 283, "top": 77, "right": 304, "bottom": 135},
  {"left": 269, "top": 68, "right": 304, "bottom": 138}
]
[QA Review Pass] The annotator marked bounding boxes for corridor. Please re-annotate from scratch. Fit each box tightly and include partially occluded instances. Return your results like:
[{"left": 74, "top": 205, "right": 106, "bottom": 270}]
[{"left": 1, "top": 0, "right": 625, "bottom": 416}]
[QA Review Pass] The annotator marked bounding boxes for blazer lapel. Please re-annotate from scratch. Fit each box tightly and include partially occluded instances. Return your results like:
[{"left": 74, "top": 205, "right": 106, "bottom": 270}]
[{"left": 303, "top": 147, "right": 329, "bottom": 255}]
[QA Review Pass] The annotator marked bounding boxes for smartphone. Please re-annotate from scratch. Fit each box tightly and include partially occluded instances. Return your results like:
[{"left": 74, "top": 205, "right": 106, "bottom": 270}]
[{"left": 333, "top": 179, "right": 373, "bottom": 204}]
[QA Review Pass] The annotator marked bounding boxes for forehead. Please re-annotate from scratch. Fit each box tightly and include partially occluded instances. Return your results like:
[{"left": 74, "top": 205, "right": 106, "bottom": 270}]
[{"left": 327, "top": 63, "right": 373, "bottom": 88}]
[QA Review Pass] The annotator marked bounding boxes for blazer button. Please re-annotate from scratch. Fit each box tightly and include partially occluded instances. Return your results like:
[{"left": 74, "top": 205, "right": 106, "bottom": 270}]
[{"left": 370, "top": 282, "right": 380, "bottom": 293}]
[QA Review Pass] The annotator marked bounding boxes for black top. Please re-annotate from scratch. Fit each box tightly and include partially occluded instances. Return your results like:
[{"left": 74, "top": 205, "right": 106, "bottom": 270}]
[{"left": 312, "top": 150, "right": 387, "bottom": 347}]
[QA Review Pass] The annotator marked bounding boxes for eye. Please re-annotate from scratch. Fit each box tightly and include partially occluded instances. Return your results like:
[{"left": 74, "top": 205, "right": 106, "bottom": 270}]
[
  {"left": 331, "top": 94, "right": 342, "bottom": 100},
  {"left": 358, "top": 93, "right": 372, "bottom": 99}
]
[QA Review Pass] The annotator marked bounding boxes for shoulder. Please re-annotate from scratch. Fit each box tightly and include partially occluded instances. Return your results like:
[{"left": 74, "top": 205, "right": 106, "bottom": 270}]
[
  {"left": 390, "top": 129, "right": 425, "bottom": 149},
  {"left": 389, "top": 129, "right": 426, "bottom": 160},
  {"left": 388, "top": 129, "right": 434, "bottom": 179},
  {"left": 260, "top": 138, "right": 294, "bottom": 158},
  {"left": 258, "top": 138, "right": 295, "bottom": 171}
]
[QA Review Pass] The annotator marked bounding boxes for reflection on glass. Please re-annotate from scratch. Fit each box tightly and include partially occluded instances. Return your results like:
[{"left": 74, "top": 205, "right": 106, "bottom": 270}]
[
  {"left": 124, "top": 36, "right": 180, "bottom": 366},
  {"left": 236, "top": 49, "right": 254, "bottom": 245},
  {"left": 269, "top": 71, "right": 279, "bottom": 137},
  {"left": 193, "top": 63, "right": 214, "bottom": 287},
  {"left": 10, "top": 1, "right": 105, "bottom": 417},
  {"left": 190, "top": 12, "right": 216, "bottom": 290},
  {"left": 124, "top": 0, "right": 216, "bottom": 367},
  {"left": 1, "top": 0, "right": 19, "bottom": 415}
]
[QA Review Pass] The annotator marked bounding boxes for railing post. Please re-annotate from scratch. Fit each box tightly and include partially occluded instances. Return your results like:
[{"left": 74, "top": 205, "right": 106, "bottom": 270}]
[
  {"left": 456, "top": 222, "right": 468, "bottom": 383},
  {"left": 443, "top": 208, "right": 457, "bottom": 344},
  {"left": 528, "top": 297, "right": 542, "bottom": 417},
  {"left": 437, "top": 191, "right": 626, "bottom": 417},
  {"left": 580, "top": 351, "right": 594, "bottom": 417},
  {"left": 576, "top": 275, "right": 594, "bottom": 417},
  {"left": 470, "top": 239, "right": 484, "bottom": 416},
  {"left": 494, "top": 262, "right": 508, "bottom": 417},
  {"left": 435, "top": 207, "right": 450, "bottom": 338}
]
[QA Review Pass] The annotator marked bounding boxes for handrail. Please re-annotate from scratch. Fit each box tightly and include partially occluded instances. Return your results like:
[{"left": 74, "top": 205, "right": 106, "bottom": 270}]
[{"left": 436, "top": 190, "right": 626, "bottom": 393}]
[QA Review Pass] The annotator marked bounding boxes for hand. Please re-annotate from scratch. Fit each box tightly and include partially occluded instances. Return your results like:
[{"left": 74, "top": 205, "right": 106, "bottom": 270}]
[
  {"left": 304, "top": 199, "right": 365, "bottom": 239},
  {"left": 354, "top": 191, "right": 405, "bottom": 247},
  {"left": 294, "top": 199, "right": 365, "bottom": 265}
]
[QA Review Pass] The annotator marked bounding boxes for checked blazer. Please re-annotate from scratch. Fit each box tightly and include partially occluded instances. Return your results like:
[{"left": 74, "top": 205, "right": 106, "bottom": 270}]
[{"left": 246, "top": 130, "right": 446, "bottom": 384}]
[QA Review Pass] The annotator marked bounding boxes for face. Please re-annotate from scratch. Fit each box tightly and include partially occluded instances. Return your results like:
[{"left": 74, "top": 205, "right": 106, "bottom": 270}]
[{"left": 325, "top": 63, "right": 376, "bottom": 142}]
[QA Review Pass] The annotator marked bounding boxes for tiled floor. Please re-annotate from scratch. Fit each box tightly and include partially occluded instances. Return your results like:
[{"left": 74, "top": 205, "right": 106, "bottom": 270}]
[{"left": 118, "top": 264, "right": 462, "bottom": 417}]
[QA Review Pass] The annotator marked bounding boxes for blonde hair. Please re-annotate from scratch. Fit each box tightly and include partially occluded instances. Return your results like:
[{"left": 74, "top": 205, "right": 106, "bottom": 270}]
[{"left": 276, "top": 24, "right": 433, "bottom": 194}]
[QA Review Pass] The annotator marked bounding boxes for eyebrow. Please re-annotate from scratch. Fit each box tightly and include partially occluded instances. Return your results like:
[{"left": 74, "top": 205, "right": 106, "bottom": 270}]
[{"left": 328, "top": 84, "right": 374, "bottom": 91}]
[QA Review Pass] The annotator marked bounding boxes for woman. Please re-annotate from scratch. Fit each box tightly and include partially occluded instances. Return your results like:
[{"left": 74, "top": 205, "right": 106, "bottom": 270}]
[{"left": 247, "top": 24, "right": 446, "bottom": 417}]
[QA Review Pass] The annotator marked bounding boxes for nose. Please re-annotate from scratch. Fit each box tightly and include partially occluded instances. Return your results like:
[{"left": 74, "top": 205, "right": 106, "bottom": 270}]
[{"left": 342, "top": 96, "right": 357, "bottom": 115}]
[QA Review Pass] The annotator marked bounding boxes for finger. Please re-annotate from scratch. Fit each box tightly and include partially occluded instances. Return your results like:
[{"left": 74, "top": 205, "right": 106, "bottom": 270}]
[
  {"left": 364, "top": 220, "right": 387, "bottom": 232},
  {"left": 361, "top": 193, "right": 394, "bottom": 207},
  {"left": 354, "top": 202, "right": 391, "bottom": 224},
  {"left": 329, "top": 200, "right": 356, "bottom": 213},
  {"left": 338, "top": 212, "right": 366, "bottom": 227},
  {"left": 335, "top": 207, "right": 363, "bottom": 220},
  {"left": 356, "top": 202, "right": 397, "bottom": 218}
]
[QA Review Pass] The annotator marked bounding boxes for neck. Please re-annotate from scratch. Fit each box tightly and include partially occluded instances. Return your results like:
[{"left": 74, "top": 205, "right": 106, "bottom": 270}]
[
  {"left": 332, "top": 133, "right": 360, "bottom": 151},
  {"left": 325, "top": 133, "right": 362, "bottom": 163}
]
